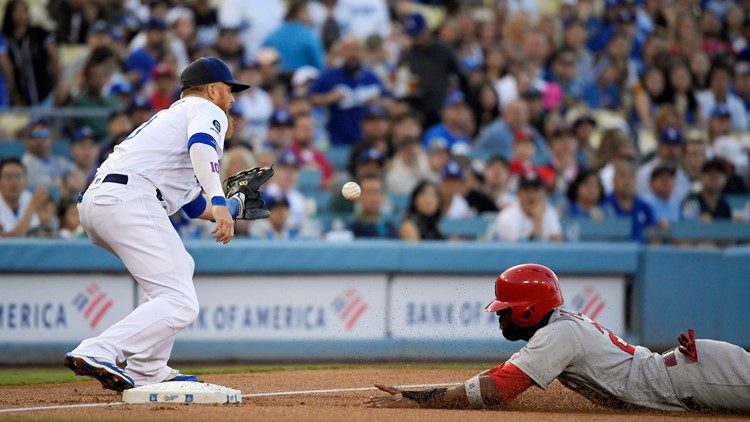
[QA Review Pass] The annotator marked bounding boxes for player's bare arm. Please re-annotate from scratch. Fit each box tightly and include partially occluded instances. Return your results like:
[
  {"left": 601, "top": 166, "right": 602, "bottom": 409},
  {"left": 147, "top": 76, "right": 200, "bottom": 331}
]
[{"left": 364, "top": 372, "right": 505, "bottom": 410}]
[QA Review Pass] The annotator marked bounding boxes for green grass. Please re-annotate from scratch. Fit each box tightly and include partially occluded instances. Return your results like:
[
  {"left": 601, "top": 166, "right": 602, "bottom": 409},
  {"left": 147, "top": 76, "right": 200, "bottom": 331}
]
[
  {"left": 0, "top": 368, "right": 81, "bottom": 386},
  {"left": 0, "top": 363, "right": 485, "bottom": 387}
]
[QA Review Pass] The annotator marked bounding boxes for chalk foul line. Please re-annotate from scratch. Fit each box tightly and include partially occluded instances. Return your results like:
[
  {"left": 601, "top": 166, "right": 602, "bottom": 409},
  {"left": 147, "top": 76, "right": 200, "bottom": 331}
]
[{"left": 0, "top": 382, "right": 462, "bottom": 413}]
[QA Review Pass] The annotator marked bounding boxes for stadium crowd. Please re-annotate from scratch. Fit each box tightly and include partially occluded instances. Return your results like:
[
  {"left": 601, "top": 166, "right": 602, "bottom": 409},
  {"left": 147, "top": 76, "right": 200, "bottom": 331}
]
[{"left": 0, "top": 0, "right": 749, "bottom": 244}]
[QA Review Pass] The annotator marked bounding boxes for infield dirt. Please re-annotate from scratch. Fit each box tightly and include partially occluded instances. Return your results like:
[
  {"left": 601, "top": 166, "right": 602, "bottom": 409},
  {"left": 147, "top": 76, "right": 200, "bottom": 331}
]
[{"left": 1, "top": 368, "right": 748, "bottom": 421}]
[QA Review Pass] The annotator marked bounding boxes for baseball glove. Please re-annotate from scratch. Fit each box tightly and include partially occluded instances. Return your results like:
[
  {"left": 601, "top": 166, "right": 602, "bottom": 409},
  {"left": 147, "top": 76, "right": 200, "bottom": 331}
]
[{"left": 224, "top": 165, "right": 275, "bottom": 220}]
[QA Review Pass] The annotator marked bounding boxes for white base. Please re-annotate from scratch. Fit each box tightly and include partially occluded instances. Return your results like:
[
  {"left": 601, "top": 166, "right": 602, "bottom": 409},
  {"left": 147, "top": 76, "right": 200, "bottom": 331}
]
[{"left": 122, "top": 381, "right": 241, "bottom": 404}]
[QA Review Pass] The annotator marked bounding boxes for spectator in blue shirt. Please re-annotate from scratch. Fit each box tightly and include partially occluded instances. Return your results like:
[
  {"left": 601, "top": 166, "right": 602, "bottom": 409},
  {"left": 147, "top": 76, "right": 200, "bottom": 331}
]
[
  {"left": 602, "top": 157, "right": 656, "bottom": 243},
  {"left": 561, "top": 169, "right": 605, "bottom": 220},
  {"left": 125, "top": 18, "right": 168, "bottom": 88},
  {"left": 250, "top": 193, "right": 299, "bottom": 240},
  {"left": 0, "top": 33, "right": 15, "bottom": 107},
  {"left": 310, "top": 35, "right": 388, "bottom": 146},
  {"left": 642, "top": 165, "right": 680, "bottom": 232},
  {"left": 350, "top": 174, "right": 397, "bottom": 239},
  {"left": 421, "top": 90, "right": 471, "bottom": 150},
  {"left": 263, "top": 0, "right": 325, "bottom": 73},
  {"left": 474, "top": 99, "right": 549, "bottom": 164},
  {"left": 583, "top": 60, "right": 622, "bottom": 111},
  {"left": 545, "top": 46, "right": 588, "bottom": 108}
]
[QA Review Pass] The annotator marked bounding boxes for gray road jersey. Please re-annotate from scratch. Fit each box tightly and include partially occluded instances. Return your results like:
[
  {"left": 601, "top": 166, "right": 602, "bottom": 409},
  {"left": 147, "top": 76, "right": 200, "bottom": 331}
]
[{"left": 508, "top": 309, "right": 685, "bottom": 411}]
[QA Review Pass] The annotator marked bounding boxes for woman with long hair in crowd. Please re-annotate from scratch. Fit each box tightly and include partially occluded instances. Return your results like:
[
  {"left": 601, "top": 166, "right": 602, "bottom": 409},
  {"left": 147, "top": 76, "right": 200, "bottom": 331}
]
[
  {"left": 470, "top": 80, "right": 500, "bottom": 134},
  {"left": 666, "top": 60, "right": 702, "bottom": 126},
  {"left": 399, "top": 180, "right": 445, "bottom": 241},
  {"left": 1, "top": 0, "right": 59, "bottom": 106},
  {"left": 561, "top": 169, "right": 605, "bottom": 220}
]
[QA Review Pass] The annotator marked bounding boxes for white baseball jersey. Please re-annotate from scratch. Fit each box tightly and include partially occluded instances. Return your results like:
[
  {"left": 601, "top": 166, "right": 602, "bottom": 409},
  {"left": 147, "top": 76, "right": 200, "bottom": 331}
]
[
  {"left": 99, "top": 96, "right": 228, "bottom": 215},
  {"left": 0, "top": 190, "right": 40, "bottom": 233},
  {"left": 507, "top": 308, "right": 750, "bottom": 411}
]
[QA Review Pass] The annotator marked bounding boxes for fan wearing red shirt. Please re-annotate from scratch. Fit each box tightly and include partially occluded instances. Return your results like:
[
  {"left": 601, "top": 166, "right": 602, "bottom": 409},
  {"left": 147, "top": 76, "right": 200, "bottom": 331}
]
[
  {"left": 287, "top": 113, "right": 333, "bottom": 188},
  {"left": 149, "top": 62, "right": 179, "bottom": 111}
]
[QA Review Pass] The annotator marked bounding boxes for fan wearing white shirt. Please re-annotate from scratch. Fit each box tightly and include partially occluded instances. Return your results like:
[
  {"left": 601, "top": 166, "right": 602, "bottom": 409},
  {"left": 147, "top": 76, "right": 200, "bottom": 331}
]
[
  {"left": 0, "top": 158, "right": 47, "bottom": 237},
  {"left": 489, "top": 173, "right": 562, "bottom": 242}
]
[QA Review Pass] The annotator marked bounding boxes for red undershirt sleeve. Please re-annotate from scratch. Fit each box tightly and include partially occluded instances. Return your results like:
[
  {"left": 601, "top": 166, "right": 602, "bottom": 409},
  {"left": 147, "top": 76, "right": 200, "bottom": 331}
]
[{"left": 487, "top": 362, "right": 535, "bottom": 404}]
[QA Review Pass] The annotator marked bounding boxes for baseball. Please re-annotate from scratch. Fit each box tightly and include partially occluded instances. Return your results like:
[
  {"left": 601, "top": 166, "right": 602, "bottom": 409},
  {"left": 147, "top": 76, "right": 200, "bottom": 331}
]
[{"left": 342, "top": 181, "right": 361, "bottom": 201}]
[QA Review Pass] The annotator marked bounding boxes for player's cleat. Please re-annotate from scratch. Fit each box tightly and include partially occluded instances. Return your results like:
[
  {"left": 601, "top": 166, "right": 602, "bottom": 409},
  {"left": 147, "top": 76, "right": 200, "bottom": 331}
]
[
  {"left": 164, "top": 370, "right": 199, "bottom": 383},
  {"left": 63, "top": 353, "right": 135, "bottom": 392}
]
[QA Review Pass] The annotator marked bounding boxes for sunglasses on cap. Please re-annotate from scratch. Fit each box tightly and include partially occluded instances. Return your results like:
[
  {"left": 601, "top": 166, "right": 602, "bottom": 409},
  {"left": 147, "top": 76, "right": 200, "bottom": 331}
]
[{"left": 31, "top": 129, "right": 50, "bottom": 139}]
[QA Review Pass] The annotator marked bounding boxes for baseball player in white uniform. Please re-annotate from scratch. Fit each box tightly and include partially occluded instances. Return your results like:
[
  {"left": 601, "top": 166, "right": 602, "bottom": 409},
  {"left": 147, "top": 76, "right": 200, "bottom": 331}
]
[
  {"left": 365, "top": 263, "right": 750, "bottom": 412},
  {"left": 64, "top": 57, "right": 259, "bottom": 392}
]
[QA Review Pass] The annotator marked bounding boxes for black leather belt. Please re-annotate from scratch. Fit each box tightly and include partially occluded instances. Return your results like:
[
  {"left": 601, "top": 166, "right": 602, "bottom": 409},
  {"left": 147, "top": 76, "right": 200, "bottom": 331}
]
[{"left": 78, "top": 173, "right": 163, "bottom": 202}]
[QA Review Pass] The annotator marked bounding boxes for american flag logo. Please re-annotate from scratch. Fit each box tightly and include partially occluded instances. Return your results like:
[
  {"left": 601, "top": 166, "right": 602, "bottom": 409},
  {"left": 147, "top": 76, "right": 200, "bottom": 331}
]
[
  {"left": 570, "top": 286, "right": 606, "bottom": 321},
  {"left": 73, "top": 283, "right": 113, "bottom": 329},
  {"left": 331, "top": 288, "right": 368, "bottom": 330}
]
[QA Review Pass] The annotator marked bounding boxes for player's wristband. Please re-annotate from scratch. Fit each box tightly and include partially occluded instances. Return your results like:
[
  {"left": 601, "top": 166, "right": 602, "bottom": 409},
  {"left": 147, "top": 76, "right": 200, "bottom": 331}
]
[
  {"left": 400, "top": 388, "right": 447, "bottom": 407},
  {"left": 227, "top": 196, "right": 242, "bottom": 219},
  {"left": 182, "top": 194, "right": 207, "bottom": 219},
  {"left": 211, "top": 196, "right": 227, "bottom": 207},
  {"left": 464, "top": 375, "right": 484, "bottom": 409}
]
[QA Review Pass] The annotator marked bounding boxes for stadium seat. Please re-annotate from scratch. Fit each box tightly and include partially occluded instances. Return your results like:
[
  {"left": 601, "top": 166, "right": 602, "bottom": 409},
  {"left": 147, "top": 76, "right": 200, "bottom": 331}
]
[
  {"left": 440, "top": 216, "right": 493, "bottom": 239},
  {"left": 0, "top": 141, "right": 25, "bottom": 159},
  {"left": 664, "top": 221, "right": 750, "bottom": 242},
  {"left": 52, "top": 141, "right": 72, "bottom": 159},
  {"left": 726, "top": 195, "right": 750, "bottom": 215},
  {"left": 298, "top": 167, "right": 322, "bottom": 191},
  {"left": 389, "top": 193, "right": 410, "bottom": 214},
  {"left": 314, "top": 212, "right": 351, "bottom": 233},
  {"left": 561, "top": 218, "right": 632, "bottom": 242},
  {"left": 326, "top": 145, "right": 351, "bottom": 171},
  {"left": 305, "top": 190, "right": 331, "bottom": 214}
]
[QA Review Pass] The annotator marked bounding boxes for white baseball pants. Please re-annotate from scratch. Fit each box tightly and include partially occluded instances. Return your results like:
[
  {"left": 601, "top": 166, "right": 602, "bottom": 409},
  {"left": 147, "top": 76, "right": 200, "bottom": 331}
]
[
  {"left": 73, "top": 174, "right": 199, "bottom": 386},
  {"left": 666, "top": 339, "right": 750, "bottom": 411}
]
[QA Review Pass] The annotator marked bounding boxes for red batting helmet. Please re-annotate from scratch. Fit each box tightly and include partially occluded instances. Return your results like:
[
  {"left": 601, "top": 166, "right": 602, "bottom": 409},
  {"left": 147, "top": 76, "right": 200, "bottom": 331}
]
[{"left": 484, "top": 263, "right": 563, "bottom": 327}]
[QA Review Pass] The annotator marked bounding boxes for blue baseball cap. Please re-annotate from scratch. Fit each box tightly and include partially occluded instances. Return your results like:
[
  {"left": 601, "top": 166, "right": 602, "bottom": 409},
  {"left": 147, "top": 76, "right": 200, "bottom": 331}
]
[
  {"left": 128, "top": 95, "right": 153, "bottom": 112},
  {"left": 363, "top": 104, "right": 389, "bottom": 120},
  {"left": 427, "top": 136, "right": 449, "bottom": 152},
  {"left": 403, "top": 13, "right": 426, "bottom": 37},
  {"left": 518, "top": 172, "right": 543, "bottom": 190},
  {"left": 442, "top": 160, "right": 464, "bottom": 179},
  {"left": 461, "top": 55, "right": 482, "bottom": 72},
  {"left": 357, "top": 148, "right": 385, "bottom": 165},
  {"left": 443, "top": 90, "right": 465, "bottom": 108},
  {"left": 269, "top": 109, "right": 293, "bottom": 127},
  {"left": 144, "top": 18, "right": 167, "bottom": 30},
  {"left": 72, "top": 126, "right": 97, "bottom": 143},
  {"left": 615, "top": 9, "right": 636, "bottom": 24},
  {"left": 180, "top": 57, "right": 251, "bottom": 93},
  {"left": 263, "top": 192, "right": 290, "bottom": 209},
  {"left": 659, "top": 127, "right": 683, "bottom": 144},
  {"left": 109, "top": 81, "right": 134, "bottom": 95},
  {"left": 88, "top": 20, "right": 110, "bottom": 36},
  {"left": 711, "top": 103, "right": 731, "bottom": 119},
  {"left": 277, "top": 150, "right": 300, "bottom": 167}
]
